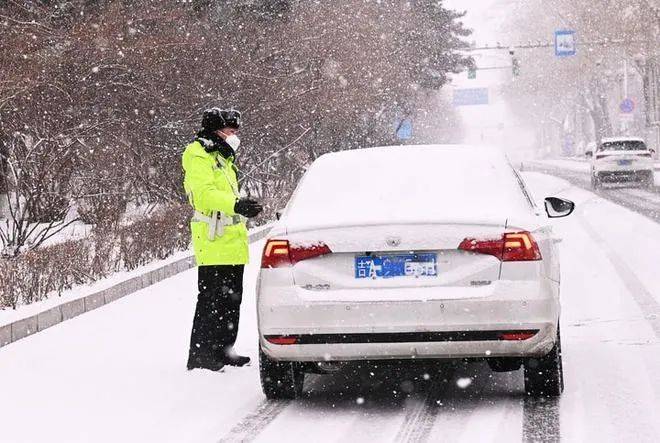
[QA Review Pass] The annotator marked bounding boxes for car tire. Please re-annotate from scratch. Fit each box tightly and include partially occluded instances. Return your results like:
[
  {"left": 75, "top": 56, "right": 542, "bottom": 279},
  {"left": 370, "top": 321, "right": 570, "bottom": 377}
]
[
  {"left": 259, "top": 347, "right": 305, "bottom": 399},
  {"left": 643, "top": 172, "right": 655, "bottom": 189},
  {"left": 524, "top": 327, "right": 564, "bottom": 397}
]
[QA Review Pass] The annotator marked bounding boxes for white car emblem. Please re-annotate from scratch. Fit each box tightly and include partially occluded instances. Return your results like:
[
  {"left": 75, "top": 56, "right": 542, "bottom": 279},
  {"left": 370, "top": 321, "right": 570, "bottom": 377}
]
[{"left": 386, "top": 236, "right": 401, "bottom": 247}]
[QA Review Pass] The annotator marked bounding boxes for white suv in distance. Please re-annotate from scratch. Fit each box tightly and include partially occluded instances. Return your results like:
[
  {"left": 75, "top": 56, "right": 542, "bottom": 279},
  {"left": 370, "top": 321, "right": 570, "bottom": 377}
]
[
  {"left": 257, "top": 145, "right": 574, "bottom": 399},
  {"left": 587, "top": 137, "right": 655, "bottom": 189}
]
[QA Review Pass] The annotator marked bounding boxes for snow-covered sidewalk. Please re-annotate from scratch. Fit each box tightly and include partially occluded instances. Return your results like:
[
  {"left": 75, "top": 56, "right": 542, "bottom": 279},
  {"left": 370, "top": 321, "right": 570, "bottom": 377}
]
[
  {"left": 1, "top": 226, "right": 270, "bottom": 349},
  {"left": 0, "top": 241, "right": 267, "bottom": 443},
  {"left": 0, "top": 249, "right": 193, "bottom": 327}
]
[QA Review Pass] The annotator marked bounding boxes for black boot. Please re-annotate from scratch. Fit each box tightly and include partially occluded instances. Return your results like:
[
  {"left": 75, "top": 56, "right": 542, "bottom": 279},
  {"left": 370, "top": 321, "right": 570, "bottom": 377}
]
[
  {"left": 225, "top": 354, "right": 250, "bottom": 366},
  {"left": 187, "top": 356, "right": 225, "bottom": 372},
  {"left": 223, "top": 348, "right": 251, "bottom": 367}
]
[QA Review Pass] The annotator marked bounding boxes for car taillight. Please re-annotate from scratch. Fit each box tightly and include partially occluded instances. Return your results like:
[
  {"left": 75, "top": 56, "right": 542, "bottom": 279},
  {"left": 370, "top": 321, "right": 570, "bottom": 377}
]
[
  {"left": 265, "top": 335, "right": 298, "bottom": 345},
  {"left": 261, "top": 240, "right": 291, "bottom": 268},
  {"left": 498, "top": 331, "right": 537, "bottom": 341},
  {"left": 290, "top": 243, "right": 332, "bottom": 263},
  {"left": 457, "top": 238, "right": 504, "bottom": 259},
  {"left": 261, "top": 239, "right": 332, "bottom": 268},
  {"left": 503, "top": 232, "right": 543, "bottom": 261},
  {"left": 458, "top": 232, "right": 541, "bottom": 261}
]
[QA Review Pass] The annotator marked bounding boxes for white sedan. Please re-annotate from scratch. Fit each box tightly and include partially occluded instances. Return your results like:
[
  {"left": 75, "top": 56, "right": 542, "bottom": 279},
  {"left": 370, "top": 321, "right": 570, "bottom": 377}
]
[
  {"left": 256, "top": 145, "right": 574, "bottom": 399},
  {"left": 587, "top": 136, "right": 655, "bottom": 189}
]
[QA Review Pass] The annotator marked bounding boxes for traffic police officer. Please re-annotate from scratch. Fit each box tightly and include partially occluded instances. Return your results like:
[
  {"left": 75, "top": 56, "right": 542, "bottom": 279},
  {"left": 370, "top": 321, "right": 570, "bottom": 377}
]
[{"left": 182, "top": 108, "right": 262, "bottom": 371}]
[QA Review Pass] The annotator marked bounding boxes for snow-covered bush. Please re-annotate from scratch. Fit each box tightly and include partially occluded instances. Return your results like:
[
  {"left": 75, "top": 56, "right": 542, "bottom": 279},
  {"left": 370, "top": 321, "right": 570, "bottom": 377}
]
[
  {"left": 0, "top": 205, "right": 190, "bottom": 310},
  {"left": 118, "top": 205, "right": 190, "bottom": 271}
]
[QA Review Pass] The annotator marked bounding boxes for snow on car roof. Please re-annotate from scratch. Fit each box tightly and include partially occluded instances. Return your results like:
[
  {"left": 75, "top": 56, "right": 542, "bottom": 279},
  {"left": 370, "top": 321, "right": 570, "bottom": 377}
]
[
  {"left": 283, "top": 144, "right": 534, "bottom": 231},
  {"left": 600, "top": 136, "right": 645, "bottom": 143}
]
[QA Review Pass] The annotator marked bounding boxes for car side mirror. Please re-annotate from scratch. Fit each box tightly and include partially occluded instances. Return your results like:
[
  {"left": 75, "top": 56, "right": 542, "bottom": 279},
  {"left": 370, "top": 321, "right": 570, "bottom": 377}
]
[
  {"left": 585, "top": 150, "right": 593, "bottom": 158},
  {"left": 544, "top": 197, "right": 575, "bottom": 218},
  {"left": 275, "top": 209, "right": 283, "bottom": 220}
]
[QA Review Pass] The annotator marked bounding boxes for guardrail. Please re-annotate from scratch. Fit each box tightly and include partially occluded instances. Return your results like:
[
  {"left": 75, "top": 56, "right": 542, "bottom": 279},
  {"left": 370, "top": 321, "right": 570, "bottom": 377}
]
[{"left": 0, "top": 225, "right": 272, "bottom": 349}]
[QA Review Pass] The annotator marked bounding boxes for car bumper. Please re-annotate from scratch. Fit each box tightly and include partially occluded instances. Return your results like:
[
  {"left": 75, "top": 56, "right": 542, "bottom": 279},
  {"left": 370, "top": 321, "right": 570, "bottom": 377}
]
[
  {"left": 258, "top": 279, "right": 559, "bottom": 362},
  {"left": 594, "top": 169, "right": 653, "bottom": 182}
]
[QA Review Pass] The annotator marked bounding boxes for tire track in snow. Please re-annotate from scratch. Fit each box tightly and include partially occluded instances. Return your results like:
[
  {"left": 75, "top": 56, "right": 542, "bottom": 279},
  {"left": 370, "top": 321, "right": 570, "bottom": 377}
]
[
  {"left": 393, "top": 380, "right": 442, "bottom": 443},
  {"left": 620, "top": 188, "right": 660, "bottom": 205},
  {"left": 522, "top": 397, "right": 560, "bottom": 443},
  {"left": 217, "top": 374, "right": 329, "bottom": 442},
  {"left": 577, "top": 213, "right": 660, "bottom": 338},
  {"left": 581, "top": 202, "right": 660, "bottom": 322},
  {"left": 217, "top": 399, "right": 290, "bottom": 443}
]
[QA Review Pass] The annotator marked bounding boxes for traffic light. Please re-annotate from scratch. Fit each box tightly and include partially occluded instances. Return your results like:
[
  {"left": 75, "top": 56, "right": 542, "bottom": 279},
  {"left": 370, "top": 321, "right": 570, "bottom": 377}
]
[{"left": 467, "top": 66, "right": 477, "bottom": 79}]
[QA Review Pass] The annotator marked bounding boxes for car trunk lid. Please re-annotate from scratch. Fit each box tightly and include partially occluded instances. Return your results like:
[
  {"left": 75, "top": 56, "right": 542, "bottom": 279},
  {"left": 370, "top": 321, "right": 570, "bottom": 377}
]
[{"left": 286, "top": 221, "right": 506, "bottom": 290}]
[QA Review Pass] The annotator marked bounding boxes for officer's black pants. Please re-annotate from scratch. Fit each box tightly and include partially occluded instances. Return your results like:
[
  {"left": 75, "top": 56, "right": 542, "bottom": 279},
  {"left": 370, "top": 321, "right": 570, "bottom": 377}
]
[{"left": 187, "top": 264, "right": 244, "bottom": 367}]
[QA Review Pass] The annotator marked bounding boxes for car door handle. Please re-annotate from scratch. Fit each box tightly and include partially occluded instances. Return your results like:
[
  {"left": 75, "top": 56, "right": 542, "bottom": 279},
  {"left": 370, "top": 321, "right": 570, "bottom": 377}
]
[{"left": 552, "top": 238, "right": 563, "bottom": 244}]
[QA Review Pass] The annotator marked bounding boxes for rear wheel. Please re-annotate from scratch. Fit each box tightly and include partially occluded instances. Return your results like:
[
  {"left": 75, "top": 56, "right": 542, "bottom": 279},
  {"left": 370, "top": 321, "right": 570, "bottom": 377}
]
[
  {"left": 524, "top": 328, "right": 564, "bottom": 397},
  {"left": 259, "top": 347, "right": 305, "bottom": 399},
  {"left": 642, "top": 171, "right": 655, "bottom": 189}
]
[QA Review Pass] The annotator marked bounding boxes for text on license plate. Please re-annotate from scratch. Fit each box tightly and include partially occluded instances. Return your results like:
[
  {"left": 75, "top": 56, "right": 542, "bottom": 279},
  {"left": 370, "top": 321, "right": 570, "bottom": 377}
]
[
  {"left": 618, "top": 159, "right": 633, "bottom": 166},
  {"left": 355, "top": 253, "right": 437, "bottom": 279}
]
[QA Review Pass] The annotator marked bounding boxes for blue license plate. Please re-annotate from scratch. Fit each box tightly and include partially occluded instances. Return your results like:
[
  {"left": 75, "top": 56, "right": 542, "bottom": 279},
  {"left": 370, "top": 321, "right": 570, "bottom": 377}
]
[
  {"left": 355, "top": 253, "right": 438, "bottom": 279},
  {"left": 618, "top": 159, "right": 632, "bottom": 166}
]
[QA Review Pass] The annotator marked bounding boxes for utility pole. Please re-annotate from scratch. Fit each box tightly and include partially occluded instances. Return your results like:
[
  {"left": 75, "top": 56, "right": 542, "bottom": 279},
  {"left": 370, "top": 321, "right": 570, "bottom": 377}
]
[
  {"left": 624, "top": 59, "right": 629, "bottom": 99},
  {"left": 641, "top": 1, "right": 660, "bottom": 152},
  {"left": 622, "top": 59, "right": 629, "bottom": 134}
]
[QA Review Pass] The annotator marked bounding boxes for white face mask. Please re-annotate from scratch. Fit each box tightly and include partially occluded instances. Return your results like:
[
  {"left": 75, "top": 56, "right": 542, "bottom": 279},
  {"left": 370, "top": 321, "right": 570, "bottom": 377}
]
[{"left": 225, "top": 134, "right": 241, "bottom": 151}]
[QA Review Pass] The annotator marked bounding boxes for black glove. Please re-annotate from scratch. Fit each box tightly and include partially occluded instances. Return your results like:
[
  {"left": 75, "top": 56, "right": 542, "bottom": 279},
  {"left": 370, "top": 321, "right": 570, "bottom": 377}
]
[{"left": 234, "top": 198, "right": 263, "bottom": 218}]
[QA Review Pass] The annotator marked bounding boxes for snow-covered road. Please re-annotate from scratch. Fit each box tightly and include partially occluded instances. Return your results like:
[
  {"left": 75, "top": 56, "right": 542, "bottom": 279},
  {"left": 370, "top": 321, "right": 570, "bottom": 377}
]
[
  {"left": 526, "top": 160, "right": 660, "bottom": 223},
  {"left": 2, "top": 172, "right": 660, "bottom": 443}
]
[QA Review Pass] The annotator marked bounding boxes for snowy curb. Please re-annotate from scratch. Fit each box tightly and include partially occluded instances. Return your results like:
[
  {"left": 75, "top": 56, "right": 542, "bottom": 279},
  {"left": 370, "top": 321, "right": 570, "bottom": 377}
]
[{"left": 0, "top": 224, "right": 272, "bottom": 349}]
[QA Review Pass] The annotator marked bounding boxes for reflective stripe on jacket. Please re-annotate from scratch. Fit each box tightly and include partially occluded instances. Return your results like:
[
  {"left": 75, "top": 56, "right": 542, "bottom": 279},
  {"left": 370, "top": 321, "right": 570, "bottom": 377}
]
[{"left": 182, "top": 140, "right": 248, "bottom": 265}]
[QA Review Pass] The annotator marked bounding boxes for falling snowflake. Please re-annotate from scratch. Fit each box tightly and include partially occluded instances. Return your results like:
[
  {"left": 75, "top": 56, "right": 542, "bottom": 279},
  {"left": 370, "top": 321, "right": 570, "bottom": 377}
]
[{"left": 456, "top": 378, "right": 472, "bottom": 389}]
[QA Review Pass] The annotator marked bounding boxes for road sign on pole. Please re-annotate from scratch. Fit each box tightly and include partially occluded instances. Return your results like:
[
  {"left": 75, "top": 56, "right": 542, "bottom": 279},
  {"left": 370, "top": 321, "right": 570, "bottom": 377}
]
[
  {"left": 554, "top": 30, "right": 576, "bottom": 57},
  {"left": 395, "top": 119, "right": 413, "bottom": 140},
  {"left": 619, "top": 98, "right": 635, "bottom": 113},
  {"left": 452, "top": 88, "right": 489, "bottom": 106}
]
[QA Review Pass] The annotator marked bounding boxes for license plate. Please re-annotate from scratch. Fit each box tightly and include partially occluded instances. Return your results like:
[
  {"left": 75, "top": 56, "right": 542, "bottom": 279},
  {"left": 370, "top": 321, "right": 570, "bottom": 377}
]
[
  {"left": 355, "top": 253, "right": 437, "bottom": 279},
  {"left": 618, "top": 159, "right": 632, "bottom": 166}
]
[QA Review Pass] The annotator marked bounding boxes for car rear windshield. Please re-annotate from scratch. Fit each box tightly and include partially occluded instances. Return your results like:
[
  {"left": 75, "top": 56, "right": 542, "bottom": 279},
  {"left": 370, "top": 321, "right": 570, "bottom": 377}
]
[
  {"left": 285, "top": 146, "right": 532, "bottom": 228},
  {"left": 599, "top": 141, "right": 647, "bottom": 151}
]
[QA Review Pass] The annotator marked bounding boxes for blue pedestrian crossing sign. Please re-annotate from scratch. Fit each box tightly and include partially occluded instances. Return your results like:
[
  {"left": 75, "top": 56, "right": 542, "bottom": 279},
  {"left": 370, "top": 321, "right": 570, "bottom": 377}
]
[
  {"left": 619, "top": 98, "right": 635, "bottom": 113},
  {"left": 555, "top": 30, "right": 576, "bottom": 57},
  {"left": 396, "top": 119, "right": 413, "bottom": 140}
]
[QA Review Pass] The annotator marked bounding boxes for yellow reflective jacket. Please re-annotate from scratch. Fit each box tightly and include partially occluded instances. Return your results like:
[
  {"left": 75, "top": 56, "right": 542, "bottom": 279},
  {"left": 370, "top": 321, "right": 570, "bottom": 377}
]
[{"left": 182, "top": 140, "right": 249, "bottom": 265}]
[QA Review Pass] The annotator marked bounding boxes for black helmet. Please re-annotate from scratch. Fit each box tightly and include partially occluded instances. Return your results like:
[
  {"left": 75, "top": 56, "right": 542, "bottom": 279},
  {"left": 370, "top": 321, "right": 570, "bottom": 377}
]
[{"left": 201, "top": 108, "right": 241, "bottom": 132}]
